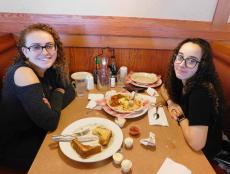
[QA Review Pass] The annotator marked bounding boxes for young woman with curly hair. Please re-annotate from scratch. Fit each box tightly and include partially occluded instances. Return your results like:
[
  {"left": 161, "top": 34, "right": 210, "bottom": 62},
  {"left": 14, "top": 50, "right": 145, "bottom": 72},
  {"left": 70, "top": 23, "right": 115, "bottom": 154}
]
[
  {"left": 0, "top": 23, "right": 75, "bottom": 171},
  {"left": 161, "top": 38, "right": 224, "bottom": 162}
]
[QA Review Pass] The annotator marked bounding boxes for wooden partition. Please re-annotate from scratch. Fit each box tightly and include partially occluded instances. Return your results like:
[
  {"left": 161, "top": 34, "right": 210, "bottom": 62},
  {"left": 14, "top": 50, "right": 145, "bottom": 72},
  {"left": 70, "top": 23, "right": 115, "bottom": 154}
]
[
  {"left": 0, "top": 34, "right": 17, "bottom": 88},
  {"left": 64, "top": 47, "right": 172, "bottom": 80},
  {"left": 211, "top": 42, "right": 230, "bottom": 137}
]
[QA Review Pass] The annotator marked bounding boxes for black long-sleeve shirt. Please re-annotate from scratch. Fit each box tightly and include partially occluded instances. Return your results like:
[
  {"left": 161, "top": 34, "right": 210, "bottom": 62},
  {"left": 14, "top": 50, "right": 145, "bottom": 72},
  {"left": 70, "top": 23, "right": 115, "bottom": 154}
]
[{"left": 0, "top": 60, "right": 75, "bottom": 170}]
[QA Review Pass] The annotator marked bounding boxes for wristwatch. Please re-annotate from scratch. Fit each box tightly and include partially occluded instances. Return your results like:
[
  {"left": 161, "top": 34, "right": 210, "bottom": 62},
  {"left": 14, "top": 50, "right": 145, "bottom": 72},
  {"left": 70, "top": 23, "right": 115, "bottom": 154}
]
[{"left": 176, "top": 114, "right": 186, "bottom": 125}]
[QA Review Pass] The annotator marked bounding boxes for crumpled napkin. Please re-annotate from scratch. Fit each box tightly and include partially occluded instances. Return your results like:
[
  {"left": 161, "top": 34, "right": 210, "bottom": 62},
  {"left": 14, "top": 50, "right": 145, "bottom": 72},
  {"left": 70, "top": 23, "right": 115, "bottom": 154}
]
[
  {"left": 157, "top": 158, "right": 191, "bottom": 174},
  {"left": 148, "top": 106, "right": 169, "bottom": 126},
  {"left": 140, "top": 132, "right": 156, "bottom": 146},
  {"left": 105, "top": 90, "right": 117, "bottom": 99},
  {"left": 146, "top": 87, "right": 159, "bottom": 97},
  {"left": 86, "top": 93, "right": 104, "bottom": 110},
  {"left": 88, "top": 93, "right": 104, "bottom": 101}
]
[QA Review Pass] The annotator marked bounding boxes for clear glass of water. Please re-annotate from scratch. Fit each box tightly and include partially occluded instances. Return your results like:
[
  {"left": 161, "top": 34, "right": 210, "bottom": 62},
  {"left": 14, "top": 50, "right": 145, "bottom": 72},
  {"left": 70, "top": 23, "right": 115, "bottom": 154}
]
[{"left": 75, "top": 79, "right": 87, "bottom": 97}]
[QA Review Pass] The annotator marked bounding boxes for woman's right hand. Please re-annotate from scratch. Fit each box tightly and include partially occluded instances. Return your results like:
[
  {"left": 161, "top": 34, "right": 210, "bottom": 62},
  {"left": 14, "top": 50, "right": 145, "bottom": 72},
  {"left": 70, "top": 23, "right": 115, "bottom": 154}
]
[{"left": 55, "top": 88, "right": 65, "bottom": 94}]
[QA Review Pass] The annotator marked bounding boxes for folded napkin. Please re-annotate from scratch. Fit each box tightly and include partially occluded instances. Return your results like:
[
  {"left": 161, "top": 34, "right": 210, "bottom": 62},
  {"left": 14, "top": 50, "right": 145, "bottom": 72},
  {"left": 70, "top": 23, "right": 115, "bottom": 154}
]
[
  {"left": 140, "top": 132, "right": 156, "bottom": 147},
  {"left": 148, "top": 106, "right": 168, "bottom": 126},
  {"left": 138, "top": 94, "right": 156, "bottom": 104},
  {"left": 88, "top": 93, "right": 104, "bottom": 100},
  {"left": 86, "top": 93, "right": 104, "bottom": 110},
  {"left": 157, "top": 158, "right": 191, "bottom": 174},
  {"left": 104, "top": 90, "right": 117, "bottom": 99},
  {"left": 146, "top": 87, "right": 159, "bottom": 97}
]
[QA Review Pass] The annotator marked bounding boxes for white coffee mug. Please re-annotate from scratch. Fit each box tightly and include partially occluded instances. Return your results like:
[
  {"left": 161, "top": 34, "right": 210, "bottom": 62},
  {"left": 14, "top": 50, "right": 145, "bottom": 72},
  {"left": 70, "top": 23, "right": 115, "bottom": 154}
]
[
  {"left": 71, "top": 72, "right": 94, "bottom": 90},
  {"left": 119, "top": 66, "right": 128, "bottom": 79}
]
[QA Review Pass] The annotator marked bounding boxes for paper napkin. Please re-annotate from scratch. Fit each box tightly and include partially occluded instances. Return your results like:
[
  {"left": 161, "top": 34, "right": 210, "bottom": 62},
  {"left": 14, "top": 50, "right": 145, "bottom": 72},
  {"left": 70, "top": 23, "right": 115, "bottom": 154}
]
[
  {"left": 157, "top": 158, "right": 191, "bottom": 174},
  {"left": 86, "top": 93, "right": 104, "bottom": 110},
  {"left": 88, "top": 93, "right": 104, "bottom": 101},
  {"left": 146, "top": 87, "right": 159, "bottom": 97},
  {"left": 148, "top": 106, "right": 169, "bottom": 126},
  {"left": 140, "top": 132, "right": 156, "bottom": 147}
]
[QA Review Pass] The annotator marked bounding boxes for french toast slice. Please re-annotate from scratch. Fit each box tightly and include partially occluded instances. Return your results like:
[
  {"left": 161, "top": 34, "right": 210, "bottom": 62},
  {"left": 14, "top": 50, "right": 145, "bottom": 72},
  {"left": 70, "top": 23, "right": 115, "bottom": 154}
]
[
  {"left": 71, "top": 139, "right": 101, "bottom": 158},
  {"left": 92, "top": 127, "right": 112, "bottom": 146}
]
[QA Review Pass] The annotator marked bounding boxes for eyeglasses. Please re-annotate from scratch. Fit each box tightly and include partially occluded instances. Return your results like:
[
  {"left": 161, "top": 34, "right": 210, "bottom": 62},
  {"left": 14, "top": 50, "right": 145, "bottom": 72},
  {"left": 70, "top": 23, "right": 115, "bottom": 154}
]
[
  {"left": 174, "top": 54, "right": 201, "bottom": 69},
  {"left": 24, "top": 43, "right": 56, "bottom": 55}
]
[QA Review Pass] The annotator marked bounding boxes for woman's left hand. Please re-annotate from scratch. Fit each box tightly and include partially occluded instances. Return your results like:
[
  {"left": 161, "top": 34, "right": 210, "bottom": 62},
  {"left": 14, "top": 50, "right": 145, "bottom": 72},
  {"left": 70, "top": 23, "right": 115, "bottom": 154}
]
[{"left": 167, "top": 103, "right": 184, "bottom": 120}]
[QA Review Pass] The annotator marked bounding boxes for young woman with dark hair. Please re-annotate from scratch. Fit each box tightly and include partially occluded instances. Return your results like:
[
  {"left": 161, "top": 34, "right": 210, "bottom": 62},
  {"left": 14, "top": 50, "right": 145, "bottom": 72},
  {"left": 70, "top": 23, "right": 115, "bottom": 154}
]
[{"left": 161, "top": 38, "right": 224, "bottom": 162}]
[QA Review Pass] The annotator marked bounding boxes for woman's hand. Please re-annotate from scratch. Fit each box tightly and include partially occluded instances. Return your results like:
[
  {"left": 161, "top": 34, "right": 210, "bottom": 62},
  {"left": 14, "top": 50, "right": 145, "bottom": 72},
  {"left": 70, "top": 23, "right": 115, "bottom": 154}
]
[
  {"left": 167, "top": 102, "right": 184, "bottom": 120},
  {"left": 43, "top": 98, "right": 51, "bottom": 109},
  {"left": 55, "top": 88, "right": 65, "bottom": 94}
]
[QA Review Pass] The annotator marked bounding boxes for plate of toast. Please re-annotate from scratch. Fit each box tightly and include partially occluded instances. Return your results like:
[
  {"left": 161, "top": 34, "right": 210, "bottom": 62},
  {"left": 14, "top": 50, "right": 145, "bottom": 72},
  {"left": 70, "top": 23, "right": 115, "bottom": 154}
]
[{"left": 59, "top": 117, "right": 123, "bottom": 162}]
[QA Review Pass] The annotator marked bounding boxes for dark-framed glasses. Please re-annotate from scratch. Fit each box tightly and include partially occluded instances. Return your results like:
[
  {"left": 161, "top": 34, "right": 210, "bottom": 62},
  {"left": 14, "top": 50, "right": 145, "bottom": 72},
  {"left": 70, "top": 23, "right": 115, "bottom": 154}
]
[
  {"left": 24, "top": 43, "right": 56, "bottom": 55},
  {"left": 174, "top": 54, "right": 201, "bottom": 69}
]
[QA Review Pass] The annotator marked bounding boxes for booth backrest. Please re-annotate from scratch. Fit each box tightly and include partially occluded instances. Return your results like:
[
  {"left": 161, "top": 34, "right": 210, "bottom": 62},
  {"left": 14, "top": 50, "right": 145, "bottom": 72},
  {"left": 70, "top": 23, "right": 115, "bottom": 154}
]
[
  {"left": 0, "top": 34, "right": 17, "bottom": 88},
  {"left": 211, "top": 41, "right": 230, "bottom": 137}
]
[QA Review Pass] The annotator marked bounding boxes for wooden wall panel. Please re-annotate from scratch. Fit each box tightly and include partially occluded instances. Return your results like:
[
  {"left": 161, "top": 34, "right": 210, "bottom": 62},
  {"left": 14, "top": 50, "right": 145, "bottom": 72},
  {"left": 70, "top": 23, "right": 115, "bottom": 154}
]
[
  {"left": 0, "top": 34, "right": 16, "bottom": 53},
  {"left": 60, "top": 35, "right": 183, "bottom": 49},
  {"left": 0, "top": 13, "right": 230, "bottom": 49},
  {"left": 0, "top": 47, "right": 17, "bottom": 86},
  {"left": 213, "top": 0, "right": 230, "bottom": 25},
  {"left": 64, "top": 47, "right": 172, "bottom": 80}
]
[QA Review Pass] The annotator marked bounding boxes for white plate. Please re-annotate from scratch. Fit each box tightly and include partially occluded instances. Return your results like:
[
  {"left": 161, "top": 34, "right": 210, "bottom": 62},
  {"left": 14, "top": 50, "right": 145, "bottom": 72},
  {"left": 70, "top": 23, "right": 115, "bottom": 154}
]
[
  {"left": 103, "top": 94, "right": 153, "bottom": 119},
  {"left": 131, "top": 72, "right": 158, "bottom": 84},
  {"left": 103, "top": 105, "right": 148, "bottom": 118},
  {"left": 131, "top": 79, "right": 162, "bottom": 88},
  {"left": 59, "top": 117, "right": 123, "bottom": 163}
]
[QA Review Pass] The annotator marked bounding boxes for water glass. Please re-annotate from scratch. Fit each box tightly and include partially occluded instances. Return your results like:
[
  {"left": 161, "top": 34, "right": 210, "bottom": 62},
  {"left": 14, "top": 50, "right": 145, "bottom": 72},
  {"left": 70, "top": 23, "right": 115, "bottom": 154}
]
[
  {"left": 96, "top": 57, "right": 110, "bottom": 91},
  {"left": 73, "top": 79, "right": 87, "bottom": 97},
  {"left": 117, "top": 66, "right": 128, "bottom": 87},
  {"left": 97, "top": 69, "right": 110, "bottom": 91}
]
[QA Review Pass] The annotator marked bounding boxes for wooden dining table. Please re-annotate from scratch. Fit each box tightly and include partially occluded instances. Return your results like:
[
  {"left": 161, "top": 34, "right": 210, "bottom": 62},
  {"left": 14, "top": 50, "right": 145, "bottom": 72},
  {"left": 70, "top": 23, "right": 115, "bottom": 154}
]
[{"left": 28, "top": 88, "right": 216, "bottom": 174}]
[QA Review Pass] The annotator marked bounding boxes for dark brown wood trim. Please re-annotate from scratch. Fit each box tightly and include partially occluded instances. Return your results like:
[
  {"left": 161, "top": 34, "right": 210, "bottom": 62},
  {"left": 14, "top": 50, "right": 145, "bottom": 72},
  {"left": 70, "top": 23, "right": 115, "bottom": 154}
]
[{"left": 0, "top": 33, "right": 16, "bottom": 53}]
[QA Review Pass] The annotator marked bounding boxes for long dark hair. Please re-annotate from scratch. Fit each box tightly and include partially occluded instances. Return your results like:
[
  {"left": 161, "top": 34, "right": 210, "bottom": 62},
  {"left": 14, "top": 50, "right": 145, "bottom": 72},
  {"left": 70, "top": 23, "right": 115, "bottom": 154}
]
[
  {"left": 15, "top": 23, "right": 70, "bottom": 86},
  {"left": 165, "top": 38, "right": 224, "bottom": 115}
]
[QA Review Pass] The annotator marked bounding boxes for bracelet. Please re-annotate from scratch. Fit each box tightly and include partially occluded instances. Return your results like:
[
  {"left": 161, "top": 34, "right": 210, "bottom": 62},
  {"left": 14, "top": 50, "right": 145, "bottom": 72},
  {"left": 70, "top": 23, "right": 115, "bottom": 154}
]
[{"left": 176, "top": 114, "right": 186, "bottom": 126}]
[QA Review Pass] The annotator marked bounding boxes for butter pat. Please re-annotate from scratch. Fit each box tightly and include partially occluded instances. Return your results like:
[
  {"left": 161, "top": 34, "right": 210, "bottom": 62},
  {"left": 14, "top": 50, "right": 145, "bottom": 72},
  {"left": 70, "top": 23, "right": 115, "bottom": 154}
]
[
  {"left": 112, "top": 152, "right": 124, "bottom": 165},
  {"left": 121, "top": 159, "right": 132, "bottom": 173},
  {"left": 124, "top": 137, "right": 133, "bottom": 149}
]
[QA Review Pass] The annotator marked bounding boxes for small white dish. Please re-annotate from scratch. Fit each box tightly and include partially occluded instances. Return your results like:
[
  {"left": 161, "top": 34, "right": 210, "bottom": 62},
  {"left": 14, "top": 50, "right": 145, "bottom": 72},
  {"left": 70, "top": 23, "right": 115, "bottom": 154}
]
[
  {"left": 124, "top": 137, "right": 133, "bottom": 149},
  {"left": 121, "top": 159, "right": 132, "bottom": 173},
  {"left": 112, "top": 152, "right": 124, "bottom": 165}
]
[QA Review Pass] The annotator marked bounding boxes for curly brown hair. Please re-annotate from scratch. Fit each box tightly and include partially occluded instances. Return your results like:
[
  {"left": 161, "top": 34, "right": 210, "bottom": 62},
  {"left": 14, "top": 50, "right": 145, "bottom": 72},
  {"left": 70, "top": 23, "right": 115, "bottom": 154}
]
[
  {"left": 165, "top": 38, "right": 224, "bottom": 115},
  {"left": 15, "top": 23, "right": 70, "bottom": 86}
]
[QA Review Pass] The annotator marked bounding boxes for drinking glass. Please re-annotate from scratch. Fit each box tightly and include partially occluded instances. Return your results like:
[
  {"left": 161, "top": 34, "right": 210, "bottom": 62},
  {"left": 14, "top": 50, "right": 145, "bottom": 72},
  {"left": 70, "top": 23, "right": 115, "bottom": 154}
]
[
  {"left": 96, "top": 57, "right": 110, "bottom": 91},
  {"left": 74, "top": 79, "right": 87, "bottom": 97}
]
